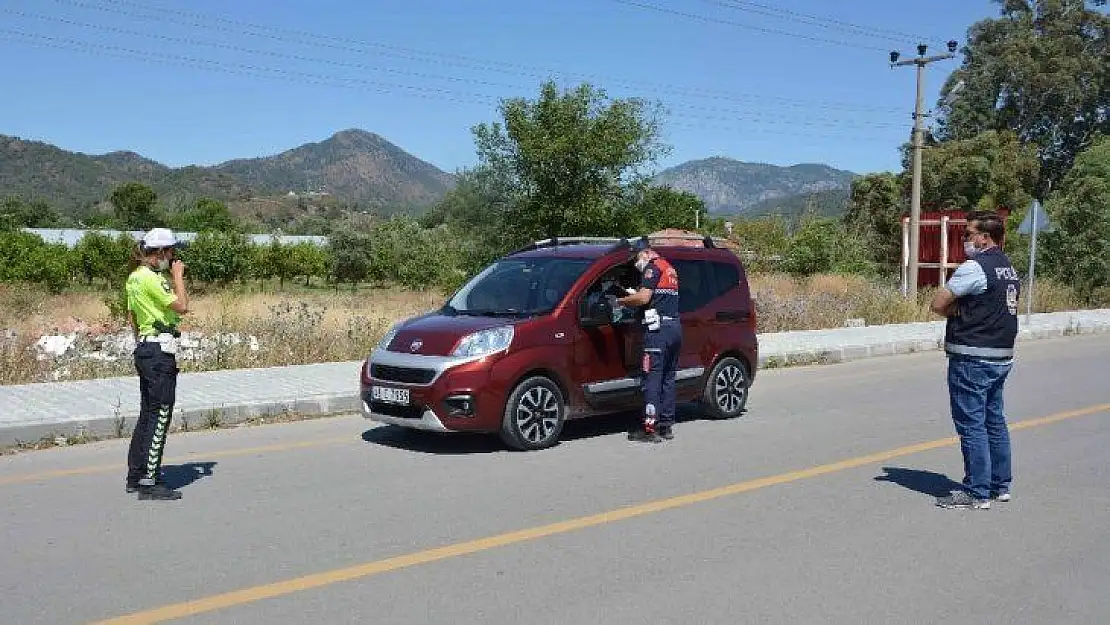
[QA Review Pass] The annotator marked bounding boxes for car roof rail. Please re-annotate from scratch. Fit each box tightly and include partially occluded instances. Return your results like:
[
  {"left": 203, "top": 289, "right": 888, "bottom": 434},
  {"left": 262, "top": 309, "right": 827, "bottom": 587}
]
[
  {"left": 507, "top": 236, "right": 627, "bottom": 255},
  {"left": 630, "top": 233, "right": 726, "bottom": 249},
  {"left": 506, "top": 234, "right": 732, "bottom": 256}
]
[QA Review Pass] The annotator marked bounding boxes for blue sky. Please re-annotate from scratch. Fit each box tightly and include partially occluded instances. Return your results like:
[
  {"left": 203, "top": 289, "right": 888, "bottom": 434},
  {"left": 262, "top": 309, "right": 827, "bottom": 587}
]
[{"left": 0, "top": 0, "right": 1001, "bottom": 179}]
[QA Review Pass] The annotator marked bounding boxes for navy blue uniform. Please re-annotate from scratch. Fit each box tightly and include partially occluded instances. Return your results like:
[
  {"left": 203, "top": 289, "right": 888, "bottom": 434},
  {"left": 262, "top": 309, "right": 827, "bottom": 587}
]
[{"left": 639, "top": 255, "right": 682, "bottom": 435}]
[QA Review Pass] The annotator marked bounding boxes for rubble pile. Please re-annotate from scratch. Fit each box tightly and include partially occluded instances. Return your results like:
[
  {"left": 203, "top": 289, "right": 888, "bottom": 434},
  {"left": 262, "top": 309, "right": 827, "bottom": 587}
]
[{"left": 26, "top": 330, "right": 261, "bottom": 363}]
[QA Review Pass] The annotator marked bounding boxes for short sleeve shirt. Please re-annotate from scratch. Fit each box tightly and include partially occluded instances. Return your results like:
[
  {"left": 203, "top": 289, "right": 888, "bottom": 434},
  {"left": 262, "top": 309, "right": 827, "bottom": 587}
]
[
  {"left": 946, "top": 260, "right": 987, "bottom": 298},
  {"left": 125, "top": 266, "right": 179, "bottom": 336}
]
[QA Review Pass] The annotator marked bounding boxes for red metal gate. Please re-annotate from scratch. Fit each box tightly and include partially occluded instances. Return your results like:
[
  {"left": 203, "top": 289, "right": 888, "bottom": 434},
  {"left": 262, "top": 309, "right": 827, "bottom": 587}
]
[{"left": 901, "top": 207, "right": 1012, "bottom": 291}]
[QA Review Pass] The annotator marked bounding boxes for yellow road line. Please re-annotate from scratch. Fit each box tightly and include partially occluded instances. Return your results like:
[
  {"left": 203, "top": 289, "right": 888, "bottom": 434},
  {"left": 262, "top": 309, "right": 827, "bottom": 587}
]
[
  {"left": 90, "top": 402, "right": 1110, "bottom": 625},
  {"left": 0, "top": 437, "right": 351, "bottom": 486}
]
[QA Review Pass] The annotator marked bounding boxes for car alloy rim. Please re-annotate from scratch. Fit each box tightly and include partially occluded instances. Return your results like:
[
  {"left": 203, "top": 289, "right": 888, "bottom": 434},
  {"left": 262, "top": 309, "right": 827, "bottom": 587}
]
[
  {"left": 715, "top": 364, "right": 746, "bottom": 413},
  {"left": 515, "top": 386, "right": 560, "bottom": 444}
]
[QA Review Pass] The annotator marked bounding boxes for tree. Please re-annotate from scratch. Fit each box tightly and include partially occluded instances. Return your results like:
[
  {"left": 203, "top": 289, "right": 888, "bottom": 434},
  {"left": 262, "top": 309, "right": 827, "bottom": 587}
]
[
  {"left": 364, "top": 216, "right": 468, "bottom": 290},
  {"left": 0, "top": 230, "right": 73, "bottom": 292},
  {"left": 617, "top": 183, "right": 704, "bottom": 234},
  {"left": 471, "top": 80, "right": 669, "bottom": 244},
  {"left": 72, "top": 230, "right": 131, "bottom": 285},
  {"left": 782, "top": 215, "right": 874, "bottom": 277},
  {"left": 906, "top": 129, "right": 1041, "bottom": 214},
  {"left": 423, "top": 167, "right": 517, "bottom": 273},
  {"left": 172, "top": 197, "right": 239, "bottom": 233},
  {"left": 180, "top": 231, "right": 250, "bottom": 285},
  {"left": 288, "top": 242, "right": 329, "bottom": 286},
  {"left": 844, "top": 172, "right": 904, "bottom": 267},
  {"left": 109, "top": 182, "right": 160, "bottom": 229},
  {"left": 0, "top": 197, "right": 60, "bottom": 230},
  {"left": 327, "top": 230, "right": 373, "bottom": 290},
  {"left": 1040, "top": 135, "right": 1110, "bottom": 302},
  {"left": 934, "top": 0, "right": 1110, "bottom": 196}
]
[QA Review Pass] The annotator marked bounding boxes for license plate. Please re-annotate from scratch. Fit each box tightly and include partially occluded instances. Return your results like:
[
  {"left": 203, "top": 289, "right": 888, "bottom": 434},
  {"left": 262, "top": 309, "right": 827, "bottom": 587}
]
[{"left": 371, "top": 386, "right": 410, "bottom": 405}]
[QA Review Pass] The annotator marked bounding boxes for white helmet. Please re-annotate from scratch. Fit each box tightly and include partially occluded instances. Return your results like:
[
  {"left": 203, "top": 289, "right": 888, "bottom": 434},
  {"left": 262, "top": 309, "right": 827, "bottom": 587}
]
[{"left": 140, "top": 227, "right": 181, "bottom": 251}]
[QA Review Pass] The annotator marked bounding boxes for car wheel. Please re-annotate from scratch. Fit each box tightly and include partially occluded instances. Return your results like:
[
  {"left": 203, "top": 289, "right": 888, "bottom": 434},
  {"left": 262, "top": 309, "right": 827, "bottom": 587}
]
[
  {"left": 499, "top": 376, "right": 566, "bottom": 451},
  {"left": 702, "top": 356, "right": 749, "bottom": 419}
]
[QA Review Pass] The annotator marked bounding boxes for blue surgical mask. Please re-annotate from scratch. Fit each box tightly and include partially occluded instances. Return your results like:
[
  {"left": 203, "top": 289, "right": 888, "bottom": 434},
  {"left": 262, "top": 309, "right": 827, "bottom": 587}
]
[{"left": 963, "top": 241, "right": 979, "bottom": 258}]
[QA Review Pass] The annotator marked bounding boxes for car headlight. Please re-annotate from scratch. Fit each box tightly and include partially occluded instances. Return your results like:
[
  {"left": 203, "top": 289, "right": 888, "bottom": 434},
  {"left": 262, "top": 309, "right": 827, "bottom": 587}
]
[
  {"left": 452, "top": 326, "right": 514, "bottom": 358},
  {"left": 376, "top": 324, "right": 401, "bottom": 352}
]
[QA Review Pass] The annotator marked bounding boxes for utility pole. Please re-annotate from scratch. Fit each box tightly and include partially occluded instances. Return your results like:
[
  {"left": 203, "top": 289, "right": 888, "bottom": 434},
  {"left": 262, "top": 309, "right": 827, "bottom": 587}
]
[{"left": 890, "top": 41, "right": 958, "bottom": 300}]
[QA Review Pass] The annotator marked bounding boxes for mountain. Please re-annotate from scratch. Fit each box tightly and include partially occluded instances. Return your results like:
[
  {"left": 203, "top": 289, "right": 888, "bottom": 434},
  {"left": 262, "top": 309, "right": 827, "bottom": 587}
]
[
  {"left": 0, "top": 129, "right": 456, "bottom": 215},
  {"left": 745, "top": 188, "right": 852, "bottom": 220},
  {"left": 210, "top": 130, "right": 455, "bottom": 208},
  {"left": 651, "top": 156, "right": 857, "bottom": 215}
]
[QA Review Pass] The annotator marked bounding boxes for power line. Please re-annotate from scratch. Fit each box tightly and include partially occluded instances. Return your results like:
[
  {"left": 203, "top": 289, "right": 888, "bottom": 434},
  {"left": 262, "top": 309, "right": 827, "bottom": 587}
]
[
  {"left": 3, "top": 9, "right": 906, "bottom": 130},
  {"left": 0, "top": 29, "right": 503, "bottom": 103},
  {"left": 696, "top": 0, "right": 947, "bottom": 47},
  {"left": 44, "top": 0, "right": 905, "bottom": 114},
  {"left": 0, "top": 29, "right": 901, "bottom": 142},
  {"left": 2, "top": 9, "right": 530, "bottom": 92},
  {"left": 606, "top": 0, "right": 893, "bottom": 52}
]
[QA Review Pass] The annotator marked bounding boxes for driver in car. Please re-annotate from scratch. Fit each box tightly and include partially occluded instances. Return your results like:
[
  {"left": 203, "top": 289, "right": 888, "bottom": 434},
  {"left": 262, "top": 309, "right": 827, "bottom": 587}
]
[{"left": 618, "top": 247, "right": 682, "bottom": 442}]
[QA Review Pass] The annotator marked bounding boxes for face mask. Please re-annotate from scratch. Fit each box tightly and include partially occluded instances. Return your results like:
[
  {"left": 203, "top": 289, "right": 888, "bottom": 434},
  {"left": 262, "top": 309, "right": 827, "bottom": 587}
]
[
  {"left": 963, "top": 241, "right": 979, "bottom": 259},
  {"left": 156, "top": 254, "right": 171, "bottom": 271},
  {"left": 635, "top": 257, "right": 649, "bottom": 273}
]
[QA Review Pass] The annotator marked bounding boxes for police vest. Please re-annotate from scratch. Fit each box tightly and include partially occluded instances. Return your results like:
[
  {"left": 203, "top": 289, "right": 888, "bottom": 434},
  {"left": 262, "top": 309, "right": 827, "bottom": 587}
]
[
  {"left": 644, "top": 258, "right": 680, "bottom": 319},
  {"left": 944, "top": 246, "right": 1021, "bottom": 359}
]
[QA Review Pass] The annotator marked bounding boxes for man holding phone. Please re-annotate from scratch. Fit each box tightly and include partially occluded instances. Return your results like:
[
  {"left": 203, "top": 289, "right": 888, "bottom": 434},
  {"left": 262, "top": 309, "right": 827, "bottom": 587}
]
[{"left": 124, "top": 228, "right": 189, "bottom": 501}]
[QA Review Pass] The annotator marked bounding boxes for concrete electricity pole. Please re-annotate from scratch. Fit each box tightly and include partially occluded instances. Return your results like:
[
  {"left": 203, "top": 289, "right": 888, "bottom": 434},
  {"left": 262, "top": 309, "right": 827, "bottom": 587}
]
[{"left": 890, "top": 41, "right": 958, "bottom": 300}]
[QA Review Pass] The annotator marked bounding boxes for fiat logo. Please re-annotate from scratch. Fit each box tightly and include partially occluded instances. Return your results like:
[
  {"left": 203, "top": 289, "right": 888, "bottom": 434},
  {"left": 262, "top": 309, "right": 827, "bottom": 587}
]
[{"left": 409, "top": 339, "right": 423, "bottom": 352}]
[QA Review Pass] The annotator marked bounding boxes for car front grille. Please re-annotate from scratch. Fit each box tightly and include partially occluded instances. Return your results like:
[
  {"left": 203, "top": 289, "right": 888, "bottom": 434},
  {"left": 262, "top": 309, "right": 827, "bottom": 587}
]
[
  {"left": 367, "top": 400, "right": 426, "bottom": 419},
  {"left": 370, "top": 364, "right": 436, "bottom": 384}
]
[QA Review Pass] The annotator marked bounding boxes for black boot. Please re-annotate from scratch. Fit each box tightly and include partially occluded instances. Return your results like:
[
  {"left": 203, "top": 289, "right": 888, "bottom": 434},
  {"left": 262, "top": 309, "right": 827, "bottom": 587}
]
[
  {"left": 137, "top": 483, "right": 182, "bottom": 500},
  {"left": 628, "top": 427, "right": 662, "bottom": 443}
]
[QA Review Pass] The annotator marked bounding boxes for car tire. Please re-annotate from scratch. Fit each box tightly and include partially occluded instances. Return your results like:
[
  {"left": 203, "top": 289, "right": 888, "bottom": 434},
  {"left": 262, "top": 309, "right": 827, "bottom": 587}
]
[
  {"left": 498, "top": 376, "right": 567, "bottom": 451},
  {"left": 701, "top": 356, "right": 749, "bottom": 419}
]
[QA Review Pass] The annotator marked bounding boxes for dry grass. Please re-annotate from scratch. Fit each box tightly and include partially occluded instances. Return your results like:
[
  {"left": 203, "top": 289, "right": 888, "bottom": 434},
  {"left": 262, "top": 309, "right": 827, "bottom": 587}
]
[
  {"left": 749, "top": 273, "right": 1087, "bottom": 333},
  {"left": 0, "top": 274, "right": 1096, "bottom": 385},
  {"left": 0, "top": 284, "right": 445, "bottom": 385}
]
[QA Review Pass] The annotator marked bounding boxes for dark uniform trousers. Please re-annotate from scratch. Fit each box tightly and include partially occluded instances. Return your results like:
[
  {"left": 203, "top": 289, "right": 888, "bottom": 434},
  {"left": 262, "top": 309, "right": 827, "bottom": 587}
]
[
  {"left": 127, "top": 340, "right": 179, "bottom": 486},
  {"left": 640, "top": 318, "right": 683, "bottom": 430}
]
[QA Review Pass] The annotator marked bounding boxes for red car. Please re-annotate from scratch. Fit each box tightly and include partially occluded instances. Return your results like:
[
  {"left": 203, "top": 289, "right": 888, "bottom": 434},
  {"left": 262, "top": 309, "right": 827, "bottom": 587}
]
[{"left": 360, "top": 234, "right": 759, "bottom": 450}]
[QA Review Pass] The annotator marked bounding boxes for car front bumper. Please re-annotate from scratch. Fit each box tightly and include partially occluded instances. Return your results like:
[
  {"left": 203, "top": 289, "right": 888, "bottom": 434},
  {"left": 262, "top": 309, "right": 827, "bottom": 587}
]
[
  {"left": 361, "top": 400, "right": 451, "bottom": 432},
  {"left": 359, "top": 347, "right": 499, "bottom": 433}
]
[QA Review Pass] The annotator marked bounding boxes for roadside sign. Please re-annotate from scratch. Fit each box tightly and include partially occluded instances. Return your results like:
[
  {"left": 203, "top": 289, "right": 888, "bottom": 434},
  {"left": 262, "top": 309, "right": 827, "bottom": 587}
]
[
  {"left": 1018, "top": 200, "right": 1054, "bottom": 235},
  {"left": 1022, "top": 199, "right": 1054, "bottom": 323}
]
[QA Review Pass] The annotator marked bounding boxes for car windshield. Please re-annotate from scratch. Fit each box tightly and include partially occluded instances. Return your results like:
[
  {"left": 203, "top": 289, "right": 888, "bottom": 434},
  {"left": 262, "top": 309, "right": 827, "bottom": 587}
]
[{"left": 443, "top": 257, "right": 594, "bottom": 317}]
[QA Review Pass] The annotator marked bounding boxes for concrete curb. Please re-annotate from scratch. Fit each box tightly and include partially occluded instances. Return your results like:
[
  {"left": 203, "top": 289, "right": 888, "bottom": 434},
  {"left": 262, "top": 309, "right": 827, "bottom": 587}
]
[
  {"left": 3, "top": 308, "right": 1109, "bottom": 448},
  {"left": 756, "top": 309, "right": 1110, "bottom": 367},
  {"left": 1, "top": 393, "right": 364, "bottom": 449}
]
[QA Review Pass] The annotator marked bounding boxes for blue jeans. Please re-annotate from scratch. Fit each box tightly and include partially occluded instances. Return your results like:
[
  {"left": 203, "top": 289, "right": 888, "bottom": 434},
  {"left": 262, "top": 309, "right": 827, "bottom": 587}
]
[{"left": 947, "top": 353, "right": 1013, "bottom": 500}]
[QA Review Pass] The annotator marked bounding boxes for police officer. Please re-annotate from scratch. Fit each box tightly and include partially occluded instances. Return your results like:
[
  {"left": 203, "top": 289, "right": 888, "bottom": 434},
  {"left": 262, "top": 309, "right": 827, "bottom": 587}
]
[
  {"left": 618, "top": 246, "right": 682, "bottom": 443},
  {"left": 929, "top": 211, "right": 1020, "bottom": 510},
  {"left": 125, "top": 228, "right": 189, "bottom": 501}
]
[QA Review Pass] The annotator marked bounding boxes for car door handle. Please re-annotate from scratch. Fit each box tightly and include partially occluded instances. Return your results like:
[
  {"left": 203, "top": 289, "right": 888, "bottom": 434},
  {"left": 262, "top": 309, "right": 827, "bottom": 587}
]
[{"left": 716, "top": 310, "right": 750, "bottom": 322}]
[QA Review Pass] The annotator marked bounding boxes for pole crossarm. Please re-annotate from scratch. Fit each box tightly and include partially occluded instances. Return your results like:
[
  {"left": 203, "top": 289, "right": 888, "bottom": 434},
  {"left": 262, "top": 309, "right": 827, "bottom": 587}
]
[{"left": 891, "top": 52, "right": 956, "bottom": 67}]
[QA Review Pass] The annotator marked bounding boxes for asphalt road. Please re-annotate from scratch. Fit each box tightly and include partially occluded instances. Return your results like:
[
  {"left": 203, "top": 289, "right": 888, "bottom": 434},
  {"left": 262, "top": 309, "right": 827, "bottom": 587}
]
[{"left": 2, "top": 334, "right": 1108, "bottom": 625}]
